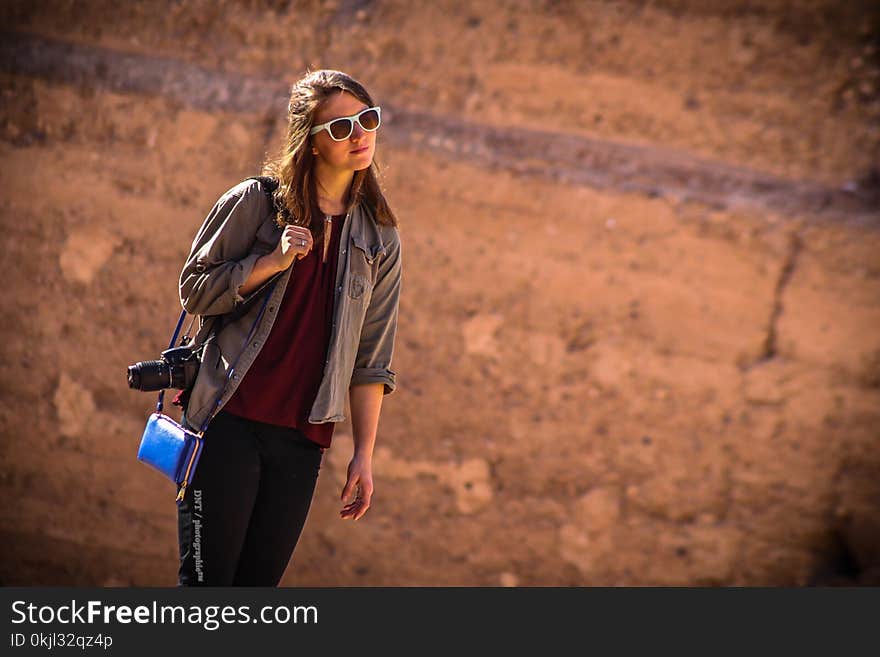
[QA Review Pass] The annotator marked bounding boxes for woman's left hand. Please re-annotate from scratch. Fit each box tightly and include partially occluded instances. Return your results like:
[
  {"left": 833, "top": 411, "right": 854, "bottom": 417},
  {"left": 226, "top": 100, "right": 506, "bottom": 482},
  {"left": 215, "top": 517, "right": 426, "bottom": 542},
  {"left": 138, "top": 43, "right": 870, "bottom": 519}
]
[{"left": 340, "top": 457, "right": 373, "bottom": 520}]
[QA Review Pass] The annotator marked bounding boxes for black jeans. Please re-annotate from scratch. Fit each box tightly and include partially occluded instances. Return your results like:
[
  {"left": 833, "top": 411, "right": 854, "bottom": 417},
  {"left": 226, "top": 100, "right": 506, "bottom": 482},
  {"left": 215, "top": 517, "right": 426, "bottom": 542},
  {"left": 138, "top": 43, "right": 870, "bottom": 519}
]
[{"left": 177, "top": 410, "right": 323, "bottom": 586}]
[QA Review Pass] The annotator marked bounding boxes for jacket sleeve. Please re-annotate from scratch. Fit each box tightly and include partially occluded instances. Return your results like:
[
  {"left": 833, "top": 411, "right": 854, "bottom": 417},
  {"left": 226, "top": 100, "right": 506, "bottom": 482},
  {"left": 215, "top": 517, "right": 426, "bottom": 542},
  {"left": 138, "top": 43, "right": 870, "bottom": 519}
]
[
  {"left": 350, "top": 227, "right": 402, "bottom": 394},
  {"left": 179, "top": 182, "right": 268, "bottom": 317}
]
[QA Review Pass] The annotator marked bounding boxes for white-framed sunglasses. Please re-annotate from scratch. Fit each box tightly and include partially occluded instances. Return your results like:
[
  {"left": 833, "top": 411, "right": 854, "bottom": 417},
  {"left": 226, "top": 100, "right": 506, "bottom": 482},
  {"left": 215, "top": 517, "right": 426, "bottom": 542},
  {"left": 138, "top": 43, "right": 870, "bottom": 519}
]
[{"left": 309, "top": 106, "right": 381, "bottom": 141}]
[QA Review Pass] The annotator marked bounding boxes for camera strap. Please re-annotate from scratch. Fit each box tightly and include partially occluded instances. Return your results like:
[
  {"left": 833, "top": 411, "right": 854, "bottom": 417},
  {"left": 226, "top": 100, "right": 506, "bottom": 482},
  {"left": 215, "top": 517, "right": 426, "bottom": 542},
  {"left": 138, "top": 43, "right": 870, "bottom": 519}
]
[
  {"left": 155, "top": 310, "right": 189, "bottom": 415},
  {"left": 155, "top": 280, "right": 278, "bottom": 434}
]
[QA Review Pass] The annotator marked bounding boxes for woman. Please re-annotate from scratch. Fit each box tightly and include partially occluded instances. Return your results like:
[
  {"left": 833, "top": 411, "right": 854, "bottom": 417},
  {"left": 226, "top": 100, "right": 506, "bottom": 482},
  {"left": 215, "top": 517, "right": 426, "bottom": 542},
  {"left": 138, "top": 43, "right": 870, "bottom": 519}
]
[{"left": 174, "top": 70, "right": 401, "bottom": 586}]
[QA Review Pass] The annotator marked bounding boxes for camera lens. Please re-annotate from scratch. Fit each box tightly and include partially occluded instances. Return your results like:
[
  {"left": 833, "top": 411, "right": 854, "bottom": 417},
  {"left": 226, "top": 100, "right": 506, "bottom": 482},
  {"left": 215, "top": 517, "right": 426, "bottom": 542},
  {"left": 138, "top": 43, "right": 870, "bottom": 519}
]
[
  {"left": 127, "top": 366, "right": 141, "bottom": 389},
  {"left": 127, "top": 359, "right": 172, "bottom": 391}
]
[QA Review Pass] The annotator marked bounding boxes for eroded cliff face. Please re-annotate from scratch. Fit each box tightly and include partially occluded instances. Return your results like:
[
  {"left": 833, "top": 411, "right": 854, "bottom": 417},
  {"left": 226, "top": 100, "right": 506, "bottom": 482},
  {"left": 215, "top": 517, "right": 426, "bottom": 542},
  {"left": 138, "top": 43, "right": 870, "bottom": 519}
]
[{"left": 1, "top": 0, "right": 878, "bottom": 586}]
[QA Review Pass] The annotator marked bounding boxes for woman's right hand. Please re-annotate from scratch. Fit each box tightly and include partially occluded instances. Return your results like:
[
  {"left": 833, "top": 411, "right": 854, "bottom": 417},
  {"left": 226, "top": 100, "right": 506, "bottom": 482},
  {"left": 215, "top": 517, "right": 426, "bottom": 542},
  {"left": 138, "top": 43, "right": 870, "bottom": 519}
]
[
  {"left": 239, "top": 224, "right": 313, "bottom": 296},
  {"left": 271, "top": 224, "right": 314, "bottom": 270}
]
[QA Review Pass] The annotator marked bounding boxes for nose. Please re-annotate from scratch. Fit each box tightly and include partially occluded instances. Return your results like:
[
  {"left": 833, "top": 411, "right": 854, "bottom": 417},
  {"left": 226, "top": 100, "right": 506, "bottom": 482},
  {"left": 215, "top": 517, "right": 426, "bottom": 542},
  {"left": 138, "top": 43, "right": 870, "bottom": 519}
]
[{"left": 350, "top": 121, "right": 365, "bottom": 141}]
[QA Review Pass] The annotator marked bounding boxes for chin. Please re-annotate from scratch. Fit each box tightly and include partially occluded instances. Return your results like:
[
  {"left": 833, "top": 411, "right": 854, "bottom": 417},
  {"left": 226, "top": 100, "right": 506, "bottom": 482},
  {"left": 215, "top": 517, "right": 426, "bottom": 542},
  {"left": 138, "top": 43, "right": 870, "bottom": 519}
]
[{"left": 352, "top": 155, "right": 374, "bottom": 171}]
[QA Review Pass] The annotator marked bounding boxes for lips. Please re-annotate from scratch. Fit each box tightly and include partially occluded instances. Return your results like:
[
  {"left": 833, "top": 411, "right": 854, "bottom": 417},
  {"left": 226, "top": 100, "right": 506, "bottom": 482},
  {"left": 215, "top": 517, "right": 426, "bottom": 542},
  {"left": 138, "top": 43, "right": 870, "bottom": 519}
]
[{"left": 350, "top": 146, "right": 370, "bottom": 154}]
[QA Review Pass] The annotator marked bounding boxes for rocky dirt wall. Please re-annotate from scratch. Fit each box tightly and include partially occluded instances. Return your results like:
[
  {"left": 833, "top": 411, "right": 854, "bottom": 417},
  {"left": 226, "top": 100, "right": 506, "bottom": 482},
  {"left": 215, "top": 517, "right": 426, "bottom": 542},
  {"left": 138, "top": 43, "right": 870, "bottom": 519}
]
[{"left": 0, "top": 0, "right": 878, "bottom": 586}]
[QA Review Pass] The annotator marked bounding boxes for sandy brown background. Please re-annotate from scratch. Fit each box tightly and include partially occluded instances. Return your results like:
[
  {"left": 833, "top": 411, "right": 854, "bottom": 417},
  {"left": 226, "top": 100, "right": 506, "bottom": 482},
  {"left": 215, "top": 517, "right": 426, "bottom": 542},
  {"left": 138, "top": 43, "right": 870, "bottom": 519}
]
[{"left": 1, "top": 0, "right": 879, "bottom": 586}]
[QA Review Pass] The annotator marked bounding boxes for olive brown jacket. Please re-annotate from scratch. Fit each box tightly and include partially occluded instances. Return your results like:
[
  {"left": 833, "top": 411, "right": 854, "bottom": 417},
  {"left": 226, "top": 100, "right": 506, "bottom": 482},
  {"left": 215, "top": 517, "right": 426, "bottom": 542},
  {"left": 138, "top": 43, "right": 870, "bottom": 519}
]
[{"left": 179, "top": 178, "right": 401, "bottom": 432}]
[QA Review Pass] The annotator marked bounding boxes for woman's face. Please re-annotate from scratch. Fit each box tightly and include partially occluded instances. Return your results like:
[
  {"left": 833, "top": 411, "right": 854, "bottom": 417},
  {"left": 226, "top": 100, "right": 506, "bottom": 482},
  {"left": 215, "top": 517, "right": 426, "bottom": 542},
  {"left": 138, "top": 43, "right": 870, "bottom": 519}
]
[{"left": 310, "top": 91, "right": 377, "bottom": 173}]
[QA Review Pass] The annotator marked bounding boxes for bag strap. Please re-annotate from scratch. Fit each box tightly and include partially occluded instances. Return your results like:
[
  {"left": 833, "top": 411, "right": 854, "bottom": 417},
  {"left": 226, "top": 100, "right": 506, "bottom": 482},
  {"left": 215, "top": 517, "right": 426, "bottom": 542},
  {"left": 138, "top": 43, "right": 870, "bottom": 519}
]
[
  {"left": 155, "top": 281, "right": 277, "bottom": 430},
  {"left": 172, "top": 280, "right": 277, "bottom": 504},
  {"left": 154, "top": 309, "right": 189, "bottom": 414},
  {"left": 155, "top": 175, "right": 282, "bottom": 427}
]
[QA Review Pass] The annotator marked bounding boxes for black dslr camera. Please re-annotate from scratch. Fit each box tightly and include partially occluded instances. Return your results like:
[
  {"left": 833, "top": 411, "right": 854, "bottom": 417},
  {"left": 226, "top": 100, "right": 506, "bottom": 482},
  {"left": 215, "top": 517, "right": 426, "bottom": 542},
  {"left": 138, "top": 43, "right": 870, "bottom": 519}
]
[{"left": 127, "top": 345, "right": 200, "bottom": 392}]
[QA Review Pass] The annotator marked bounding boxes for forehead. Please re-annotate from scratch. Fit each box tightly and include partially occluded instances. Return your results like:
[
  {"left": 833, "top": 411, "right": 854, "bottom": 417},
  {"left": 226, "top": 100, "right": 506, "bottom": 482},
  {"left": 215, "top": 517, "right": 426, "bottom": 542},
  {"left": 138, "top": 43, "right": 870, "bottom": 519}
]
[{"left": 314, "top": 91, "right": 368, "bottom": 123}]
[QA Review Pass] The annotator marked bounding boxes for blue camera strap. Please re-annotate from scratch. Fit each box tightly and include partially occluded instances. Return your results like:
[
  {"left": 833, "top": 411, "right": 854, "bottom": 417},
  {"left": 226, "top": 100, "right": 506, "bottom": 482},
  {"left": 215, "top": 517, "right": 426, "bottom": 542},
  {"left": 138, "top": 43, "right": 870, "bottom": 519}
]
[{"left": 155, "top": 280, "right": 279, "bottom": 434}]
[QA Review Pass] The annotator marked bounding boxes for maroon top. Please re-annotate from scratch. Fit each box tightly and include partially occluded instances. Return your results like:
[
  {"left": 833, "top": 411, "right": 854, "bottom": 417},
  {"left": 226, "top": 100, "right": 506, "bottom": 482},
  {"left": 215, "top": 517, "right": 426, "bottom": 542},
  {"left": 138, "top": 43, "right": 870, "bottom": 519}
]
[{"left": 222, "top": 213, "right": 344, "bottom": 448}]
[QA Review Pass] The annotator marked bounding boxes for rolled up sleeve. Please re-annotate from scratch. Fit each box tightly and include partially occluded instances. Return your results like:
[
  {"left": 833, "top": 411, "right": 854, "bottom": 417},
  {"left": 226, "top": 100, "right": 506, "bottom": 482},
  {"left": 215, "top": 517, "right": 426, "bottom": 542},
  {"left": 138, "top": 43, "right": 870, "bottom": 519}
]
[
  {"left": 350, "top": 229, "right": 402, "bottom": 394},
  {"left": 349, "top": 366, "right": 397, "bottom": 393}
]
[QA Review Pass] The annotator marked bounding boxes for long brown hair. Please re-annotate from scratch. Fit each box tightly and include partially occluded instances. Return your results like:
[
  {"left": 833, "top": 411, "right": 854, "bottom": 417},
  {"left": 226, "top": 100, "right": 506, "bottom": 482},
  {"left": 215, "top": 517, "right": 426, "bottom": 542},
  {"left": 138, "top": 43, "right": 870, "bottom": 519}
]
[{"left": 262, "top": 69, "right": 398, "bottom": 230}]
